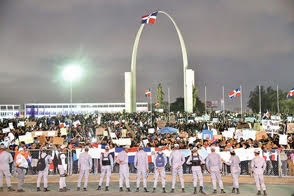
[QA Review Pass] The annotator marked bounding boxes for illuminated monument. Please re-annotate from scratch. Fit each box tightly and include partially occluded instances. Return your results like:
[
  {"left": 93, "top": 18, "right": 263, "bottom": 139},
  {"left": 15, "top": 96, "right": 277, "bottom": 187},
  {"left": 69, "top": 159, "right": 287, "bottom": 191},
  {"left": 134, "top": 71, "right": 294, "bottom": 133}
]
[{"left": 125, "top": 11, "right": 194, "bottom": 113}]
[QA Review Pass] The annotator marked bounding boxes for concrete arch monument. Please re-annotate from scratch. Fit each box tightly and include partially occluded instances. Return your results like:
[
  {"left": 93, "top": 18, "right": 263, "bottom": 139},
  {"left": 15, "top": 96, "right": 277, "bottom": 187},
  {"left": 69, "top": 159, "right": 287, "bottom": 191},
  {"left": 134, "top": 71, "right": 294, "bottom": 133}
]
[{"left": 125, "top": 11, "right": 194, "bottom": 113}]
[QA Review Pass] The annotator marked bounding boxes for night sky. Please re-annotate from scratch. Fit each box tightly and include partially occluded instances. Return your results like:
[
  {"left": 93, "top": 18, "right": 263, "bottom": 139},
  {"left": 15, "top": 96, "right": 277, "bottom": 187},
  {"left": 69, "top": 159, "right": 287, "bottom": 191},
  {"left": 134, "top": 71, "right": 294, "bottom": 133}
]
[{"left": 0, "top": 0, "right": 293, "bottom": 111}]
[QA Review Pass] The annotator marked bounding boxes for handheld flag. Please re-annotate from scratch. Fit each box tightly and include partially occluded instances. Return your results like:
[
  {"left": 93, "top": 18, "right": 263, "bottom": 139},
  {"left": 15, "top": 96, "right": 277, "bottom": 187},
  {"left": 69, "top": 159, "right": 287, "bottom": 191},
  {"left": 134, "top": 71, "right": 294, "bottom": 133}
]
[
  {"left": 286, "top": 88, "right": 294, "bottom": 98},
  {"left": 228, "top": 88, "right": 241, "bottom": 99},
  {"left": 141, "top": 12, "right": 158, "bottom": 24},
  {"left": 145, "top": 89, "right": 151, "bottom": 97}
]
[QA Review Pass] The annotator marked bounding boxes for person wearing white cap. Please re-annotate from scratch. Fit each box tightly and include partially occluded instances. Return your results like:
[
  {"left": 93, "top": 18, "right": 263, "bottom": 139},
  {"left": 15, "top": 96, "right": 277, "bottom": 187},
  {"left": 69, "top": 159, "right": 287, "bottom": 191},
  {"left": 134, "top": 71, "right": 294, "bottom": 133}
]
[
  {"left": 186, "top": 147, "right": 206, "bottom": 194},
  {"left": 169, "top": 143, "right": 185, "bottom": 193},
  {"left": 97, "top": 145, "right": 113, "bottom": 191},
  {"left": 36, "top": 147, "right": 52, "bottom": 192},
  {"left": 0, "top": 144, "right": 15, "bottom": 192},
  {"left": 58, "top": 145, "right": 69, "bottom": 192},
  {"left": 206, "top": 145, "right": 225, "bottom": 194},
  {"left": 251, "top": 149, "right": 267, "bottom": 195},
  {"left": 116, "top": 146, "right": 131, "bottom": 192},
  {"left": 77, "top": 146, "right": 92, "bottom": 191},
  {"left": 224, "top": 149, "right": 240, "bottom": 194},
  {"left": 15, "top": 147, "right": 28, "bottom": 192},
  {"left": 134, "top": 145, "right": 149, "bottom": 192},
  {"left": 152, "top": 146, "right": 167, "bottom": 193}
]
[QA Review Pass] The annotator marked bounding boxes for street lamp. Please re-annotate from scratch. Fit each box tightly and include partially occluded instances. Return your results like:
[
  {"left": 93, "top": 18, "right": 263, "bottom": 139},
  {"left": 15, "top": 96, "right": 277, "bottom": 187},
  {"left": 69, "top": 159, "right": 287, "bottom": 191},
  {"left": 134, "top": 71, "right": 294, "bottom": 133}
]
[{"left": 62, "top": 64, "right": 82, "bottom": 103}]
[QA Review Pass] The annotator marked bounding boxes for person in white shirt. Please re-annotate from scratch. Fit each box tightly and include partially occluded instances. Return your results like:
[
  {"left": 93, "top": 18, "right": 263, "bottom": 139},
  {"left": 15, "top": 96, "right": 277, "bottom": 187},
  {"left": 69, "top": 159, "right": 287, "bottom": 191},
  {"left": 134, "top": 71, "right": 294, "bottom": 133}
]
[
  {"left": 58, "top": 145, "right": 68, "bottom": 192},
  {"left": 36, "top": 147, "right": 52, "bottom": 192},
  {"left": 77, "top": 146, "right": 92, "bottom": 191},
  {"left": 0, "top": 144, "right": 15, "bottom": 192},
  {"left": 15, "top": 147, "right": 28, "bottom": 192}
]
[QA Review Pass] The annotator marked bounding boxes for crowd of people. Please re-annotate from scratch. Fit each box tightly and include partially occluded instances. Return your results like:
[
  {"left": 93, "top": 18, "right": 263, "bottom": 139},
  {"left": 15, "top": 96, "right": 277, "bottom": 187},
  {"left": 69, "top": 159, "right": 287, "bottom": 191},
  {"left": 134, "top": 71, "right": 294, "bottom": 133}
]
[{"left": 0, "top": 111, "right": 294, "bottom": 194}]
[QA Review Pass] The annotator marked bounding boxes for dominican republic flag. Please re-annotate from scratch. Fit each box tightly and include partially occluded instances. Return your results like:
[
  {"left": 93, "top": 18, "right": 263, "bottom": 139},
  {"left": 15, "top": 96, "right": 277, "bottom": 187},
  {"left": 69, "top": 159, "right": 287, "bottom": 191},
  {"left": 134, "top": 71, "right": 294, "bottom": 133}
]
[
  {"left": 228, "top": 88, "right": 241, "bottom": 99},
  {"left": 145, "top": 89, "right": 151, "bottom": 97},
  {"left": 286, "top": 88, "right": 294, "bottom": 98},
  {"left": 141, "top": 12, "right": 158, "bottom": 24}
]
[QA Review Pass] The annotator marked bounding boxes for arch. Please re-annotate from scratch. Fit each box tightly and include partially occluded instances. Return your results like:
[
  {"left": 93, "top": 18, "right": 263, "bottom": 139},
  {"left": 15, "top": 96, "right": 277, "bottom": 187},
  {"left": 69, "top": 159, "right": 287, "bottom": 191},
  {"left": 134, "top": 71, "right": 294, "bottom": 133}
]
[{"left": 128, "top": 11, "right": 191, "bottom": 113}]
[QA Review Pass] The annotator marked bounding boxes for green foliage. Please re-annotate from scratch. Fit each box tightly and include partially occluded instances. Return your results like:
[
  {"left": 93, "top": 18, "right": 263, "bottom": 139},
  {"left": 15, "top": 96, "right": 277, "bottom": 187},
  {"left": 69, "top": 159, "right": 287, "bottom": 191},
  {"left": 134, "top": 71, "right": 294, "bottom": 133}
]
[
  {"left": 247, "top": 85, "right": 294, "bottom": 114},
  {"left": 170, "top": 96, "right": 205, "bottom": 114},
  {"left": 156, "top": 83, "right": 165, "bottom": 107}
]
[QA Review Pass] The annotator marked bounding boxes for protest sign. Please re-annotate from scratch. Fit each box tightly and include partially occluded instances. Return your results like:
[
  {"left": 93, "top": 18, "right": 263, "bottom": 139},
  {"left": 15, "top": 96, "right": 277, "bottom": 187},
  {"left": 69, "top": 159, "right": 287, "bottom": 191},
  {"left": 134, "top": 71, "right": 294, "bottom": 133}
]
[
  {"left": 110, "top": 132, "right": 117, "bottom": 138},
  {"left": 148, "top": 128, "right": 155, "bottom": 134},
  {"left": 96, "top": 127, "right": 105, "bottom": 136},
  {"left": 262, "top": 120, "right": 280, "bottom": 134},
  {"left": 47, "top": 131, "right": 57, "bottom": 137},
  {"left": 213, "top": 135, "right": 222, "bottom": 140},
  {"left": 157, "top": 120, "right": 167, "bottom": 128},
  {"left": 27, "top": 121, "right": 36, "bottom": 127},
  {"left": 195, "top": 116, "right": 204, "bottom": 122},
  {"left": 34, "top": 131, "right": 43, "bottom": 137},
  {"left": 103, "top": 130, "right": 108, "bottom": 136},
  {"left": 121, "top": 129, "right": 127, "bottom": 138},
  {"left": 228, "top": 127, "right": 236, "bottom": 133},
  {"left": 279, "top": 134, "right": 288, "bottom": 145},
  {"left": 242, "top": 129, "right": 256, "bottom": 140},
  {"left": 9, "top": 123, "right": 14, "bottom": 130},
  {"left": 17, "top": 121, "right": 25, "bottom": 127},
  {"left": 287, "top": 123, "right": 294, "bottom": 134},
  {"left": 38, "top": 135, "right": 47, "bottom": 144},
  {"left": 19, "top": 135, "right": 34, "bottom": 144},
  {"left": 253, "top": 123, "right": 262, "bottom": 131},
  {"left": 202, "top": 130, "right": 213, "bottom": 140},
  {"left": 53, "top": 137, "right": 64, "bottom": 145},
  {"left": 244, "top": 117, "right": 256, "bottom": 123},
  {"left": 118, "top": 138, "right": 131, "bottom": 146},
  {"left": 234, "top": 148, "right": 247, "bottom": 161},
  {"left": 256, "top": 131, "right": 268, "bottom": 141},
  {"left": 222, "top": 130, "right": 234, "bottom": 139},
  {"left": 287, "top": 116, "right": 293, "bottom": 122},
  {"left": 212, "top": 118, "right": 219, "bottom": 123},
  {"left": 60, "top": 128, "right": 67, "bottom": 136},
  {"left": 142, "top": 139, "right": 149, "bottom": 147},
  {"left": 2, "top": 127, "right": 10, "bottom": 133},
  {"left": 271, "top": 115, "right": 281, "bottom": 121},
  {"left": 73, "top": 120, "right": 80, "bottom": 128}
]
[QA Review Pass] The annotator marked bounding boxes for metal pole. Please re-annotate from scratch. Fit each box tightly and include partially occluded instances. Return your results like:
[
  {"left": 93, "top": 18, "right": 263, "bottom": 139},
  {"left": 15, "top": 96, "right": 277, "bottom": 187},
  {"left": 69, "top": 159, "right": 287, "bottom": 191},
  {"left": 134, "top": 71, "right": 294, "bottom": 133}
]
[
  {"left": 205, "top": 85, "right": 207, "bottom": 114},
  {"left": 70, "top": 80, "right": 73, "bottom": 104},
  {"left": 259, "top": 85, "right": 262, "bottom": 116},
  {"left": 222, "top": 85, "right": 225, "bottom": 111},
  {"left": 168, "top": 87, "right": 170, "bottom": 120},
  {"left": 150, "top": 92, "right": 153, "bottom": 125},
  {"left": 240, "top": 85, "right": 242, "bottom": 116},
  {"left": 277, "top": 85, "right": 280, "bottom": 113}
]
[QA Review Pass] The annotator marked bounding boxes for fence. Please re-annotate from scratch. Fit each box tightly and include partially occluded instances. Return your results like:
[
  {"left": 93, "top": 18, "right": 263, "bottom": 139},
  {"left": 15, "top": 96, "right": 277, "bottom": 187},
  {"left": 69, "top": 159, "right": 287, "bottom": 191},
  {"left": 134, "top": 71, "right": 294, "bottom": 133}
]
[{"left": 6, "top": 149, "right": 294, "bottom": 177}]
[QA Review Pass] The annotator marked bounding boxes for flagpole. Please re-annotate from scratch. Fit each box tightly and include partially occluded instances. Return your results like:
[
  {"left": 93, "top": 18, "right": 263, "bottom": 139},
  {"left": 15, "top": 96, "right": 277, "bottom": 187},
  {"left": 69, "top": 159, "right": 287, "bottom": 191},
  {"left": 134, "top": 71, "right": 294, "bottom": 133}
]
[
  {"left": 150, "top": 90, "right": 153, "bottom": 126},
  {"left": 222, "top": 85, "right": 225, "bottom": 111},
  {"left": 240, "top": 85, "right": 242, "bottom": 116},
  {"left": 205, "top": 85, "right": 207, "bottom": 114},
  {"left": 168, "top": 87, "right": 170, "bottom": 120},
  {"left": 277, "top": 85, "right": 280, "bottom": 114},
  {"left": 259, "top": 84, "right": 261, "bottom": 116}
]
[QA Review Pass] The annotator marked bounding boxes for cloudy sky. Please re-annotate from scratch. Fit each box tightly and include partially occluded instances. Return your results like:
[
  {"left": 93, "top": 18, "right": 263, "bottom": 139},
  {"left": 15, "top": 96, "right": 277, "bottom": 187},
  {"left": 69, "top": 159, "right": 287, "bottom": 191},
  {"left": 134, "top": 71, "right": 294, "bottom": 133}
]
[{"left": 0, "top": 0, "right": 293, "bottom": 111}]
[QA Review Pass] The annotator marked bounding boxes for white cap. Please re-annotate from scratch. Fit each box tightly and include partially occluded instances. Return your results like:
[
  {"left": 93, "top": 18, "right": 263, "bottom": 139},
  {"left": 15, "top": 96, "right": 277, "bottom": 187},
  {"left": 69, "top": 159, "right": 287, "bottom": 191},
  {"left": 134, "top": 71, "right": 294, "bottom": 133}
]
[
  {"left": 254, "top": 149, "right": 260, "bottom": 154},
  {"left": 124, "top": 145, "right": 130, "bottom": 149},
  {"left": 210, "top": 145, "right": 216, "bottom": 150},
  {"left": 60, "top": 145, "right": 66, "bottom": 149},
  {"left": 174, "top": 144, "right": 179, "bottom": 148},
  {"left": 18, "top": 147, "right": 24, "bottom": 151},
  {"left": 230, "top": 148, "right": 235, "bottom": 153},
  {"left": 105, "top": 145, "right": 110, "bottom": 150}
]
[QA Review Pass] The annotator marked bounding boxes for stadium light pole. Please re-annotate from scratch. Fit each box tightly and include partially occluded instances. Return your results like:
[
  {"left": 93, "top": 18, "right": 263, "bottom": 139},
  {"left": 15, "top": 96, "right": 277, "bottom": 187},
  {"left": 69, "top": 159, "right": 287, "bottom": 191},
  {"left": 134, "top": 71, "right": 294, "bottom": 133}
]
[{"left": 62, "top": 64, "right": 83, "bottom": 104}]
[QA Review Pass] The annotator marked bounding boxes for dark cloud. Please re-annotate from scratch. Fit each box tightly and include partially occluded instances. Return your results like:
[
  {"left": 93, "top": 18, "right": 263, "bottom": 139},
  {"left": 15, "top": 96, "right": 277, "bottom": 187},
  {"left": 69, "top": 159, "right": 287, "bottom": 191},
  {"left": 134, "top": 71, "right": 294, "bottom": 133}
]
[{"left": 0, "top": 0, "right": 294, "bottom": 111}]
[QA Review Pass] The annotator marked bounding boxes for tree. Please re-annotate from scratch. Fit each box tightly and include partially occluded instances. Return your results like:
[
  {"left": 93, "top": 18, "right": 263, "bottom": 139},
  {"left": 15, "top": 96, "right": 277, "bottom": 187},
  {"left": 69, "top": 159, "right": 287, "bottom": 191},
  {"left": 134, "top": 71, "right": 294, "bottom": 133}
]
[
  {"left": 156, "top": 83, "right": 165, "bottom": 108},
  {"left": 170, "top": 97, "right": 184, "bottom": 112},
  {"left": 193, "top": 85, "right": 198, "bottom": 109}
]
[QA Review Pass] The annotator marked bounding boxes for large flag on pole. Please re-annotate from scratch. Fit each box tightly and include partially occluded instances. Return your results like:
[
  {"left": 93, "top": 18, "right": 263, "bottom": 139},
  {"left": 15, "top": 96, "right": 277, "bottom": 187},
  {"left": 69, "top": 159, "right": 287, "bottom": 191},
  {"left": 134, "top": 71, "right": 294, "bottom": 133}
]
[
  {"left": 286, "top": 88, "right": 294, "bottom": 98},
  {"left": 228, "top": 88, "right": 241, "bottom": 99},
  {"left": 145, "top": 89, "right": 151, "bottom": 97},
  {"left": 141, "top": 12, "right": 158, "bottom": 24}
]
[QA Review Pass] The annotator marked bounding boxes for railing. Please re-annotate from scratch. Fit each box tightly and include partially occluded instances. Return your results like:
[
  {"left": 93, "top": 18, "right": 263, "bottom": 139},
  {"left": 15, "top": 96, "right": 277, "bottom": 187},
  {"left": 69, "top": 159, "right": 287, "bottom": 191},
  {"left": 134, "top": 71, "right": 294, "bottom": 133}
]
[{"left": 7, "top": 149, "right": 294, "bottom": 177}]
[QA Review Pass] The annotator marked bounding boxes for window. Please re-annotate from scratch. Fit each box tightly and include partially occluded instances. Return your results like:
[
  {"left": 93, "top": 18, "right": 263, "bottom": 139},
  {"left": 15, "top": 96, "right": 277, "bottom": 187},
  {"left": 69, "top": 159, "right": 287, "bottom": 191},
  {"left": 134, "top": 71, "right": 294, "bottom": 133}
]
[
  {"left": 14, "top": 106, "right": 20, "bottom": 110},
  {"left": 1, "top": 106, "right": 6, "bottom": 110},
  {"left": 7, "top": 106, "right": 13, "bottom": 110}
]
